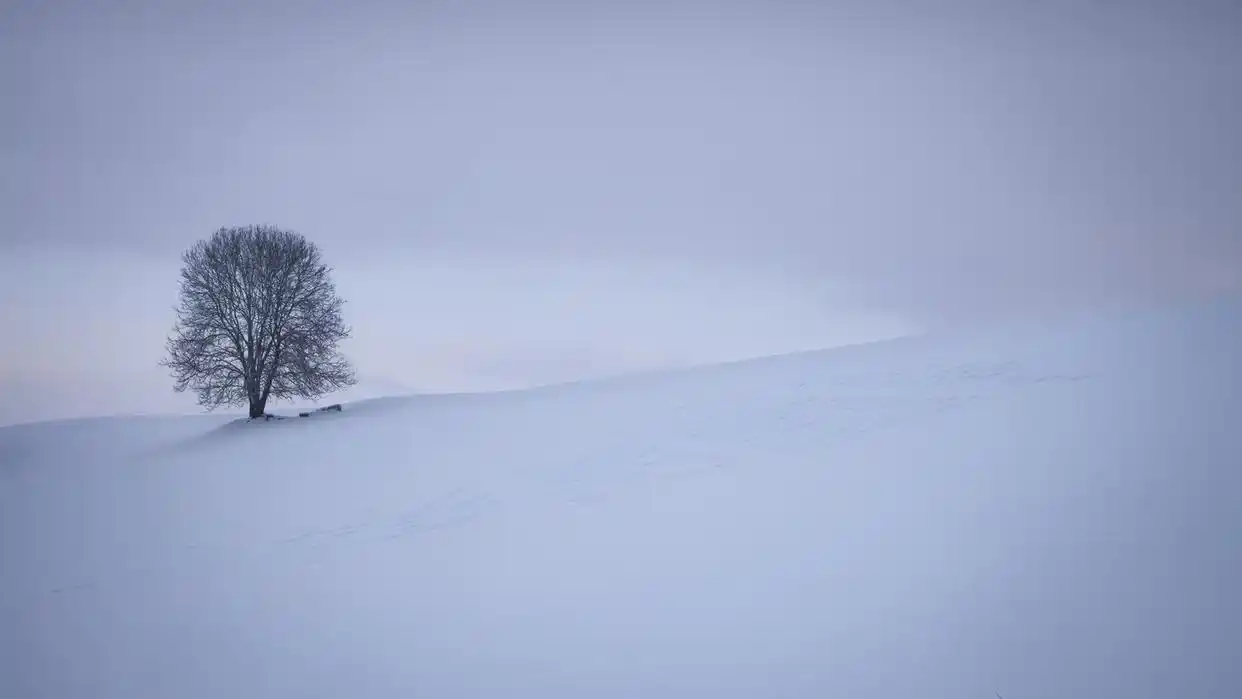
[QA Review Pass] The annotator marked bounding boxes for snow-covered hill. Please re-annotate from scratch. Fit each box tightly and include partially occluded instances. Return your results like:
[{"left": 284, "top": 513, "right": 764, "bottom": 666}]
[{"left": 3, "top": 297, "right": 1241, "bottom": 698}]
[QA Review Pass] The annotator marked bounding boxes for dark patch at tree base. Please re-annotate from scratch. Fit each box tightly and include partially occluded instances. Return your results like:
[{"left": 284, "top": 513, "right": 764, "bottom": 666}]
[{"left": 298, "top": 404, "right": 343, "bottom": 418}]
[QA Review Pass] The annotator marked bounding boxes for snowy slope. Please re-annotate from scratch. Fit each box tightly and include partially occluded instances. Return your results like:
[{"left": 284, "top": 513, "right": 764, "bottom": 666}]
[{"left": 3, "top": 297, "right": 1241, "bottom": 698}]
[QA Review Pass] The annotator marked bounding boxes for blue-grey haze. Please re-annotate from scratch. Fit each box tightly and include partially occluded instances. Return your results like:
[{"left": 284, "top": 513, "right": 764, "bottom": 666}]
[{"left": 2, "top": 0, "right": 1240, "bottom": 424}]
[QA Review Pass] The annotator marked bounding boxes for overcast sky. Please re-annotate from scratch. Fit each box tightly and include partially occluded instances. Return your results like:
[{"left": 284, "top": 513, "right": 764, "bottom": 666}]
[{"left": 2, "top": 0, "right": 1240, "bottom": 424}]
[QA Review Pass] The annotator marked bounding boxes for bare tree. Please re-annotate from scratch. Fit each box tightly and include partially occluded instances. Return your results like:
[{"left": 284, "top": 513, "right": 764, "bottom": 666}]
[{"left": 162, "top": 224, "right": 356, "bottom": 418}]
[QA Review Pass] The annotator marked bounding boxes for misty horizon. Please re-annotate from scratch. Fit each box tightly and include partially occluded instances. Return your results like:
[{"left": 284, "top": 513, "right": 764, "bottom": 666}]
[{"left": 3, "top": 0, "right": 1240, "bottom": 425}]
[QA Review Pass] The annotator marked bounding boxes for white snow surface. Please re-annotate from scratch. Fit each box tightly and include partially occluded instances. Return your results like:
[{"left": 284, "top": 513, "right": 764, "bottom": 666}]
[{"left": 3, "top": 297, "right": 1242, "bottom": 698}]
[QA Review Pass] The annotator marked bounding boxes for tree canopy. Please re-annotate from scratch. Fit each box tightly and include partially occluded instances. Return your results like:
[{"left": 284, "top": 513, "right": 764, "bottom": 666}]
[{"left": 163, "top": 224, "right": 355, "bottom": 418}]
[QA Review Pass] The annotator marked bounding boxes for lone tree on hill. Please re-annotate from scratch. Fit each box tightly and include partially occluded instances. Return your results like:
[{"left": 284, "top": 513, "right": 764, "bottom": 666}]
[{"left": 162, "top": 224, "right": 356, "bottom": 418}]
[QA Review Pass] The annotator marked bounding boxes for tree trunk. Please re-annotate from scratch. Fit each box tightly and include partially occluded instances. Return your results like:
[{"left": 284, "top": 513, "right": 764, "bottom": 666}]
[
  {"left": 243, "top": 371, "right": 261, "bottom": 418},
  {"left": 249, "top": 395, "right": 267, "bottom": 418}
]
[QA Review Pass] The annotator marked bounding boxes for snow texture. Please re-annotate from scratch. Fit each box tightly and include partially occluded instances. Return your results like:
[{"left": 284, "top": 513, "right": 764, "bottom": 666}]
[{"left": 3, "top": 296, "right": 1242, "bottom": 698}]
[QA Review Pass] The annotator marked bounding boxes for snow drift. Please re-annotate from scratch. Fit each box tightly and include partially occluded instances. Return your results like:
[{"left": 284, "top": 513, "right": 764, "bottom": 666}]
[{"left": 3, "top": 297, "right": 1241, "bottom": 698}]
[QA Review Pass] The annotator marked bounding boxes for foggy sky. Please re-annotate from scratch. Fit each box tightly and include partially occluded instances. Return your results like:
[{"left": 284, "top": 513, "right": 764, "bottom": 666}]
[{"left": 3, "top": 0, "right": 1240, "bottom": 424}]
